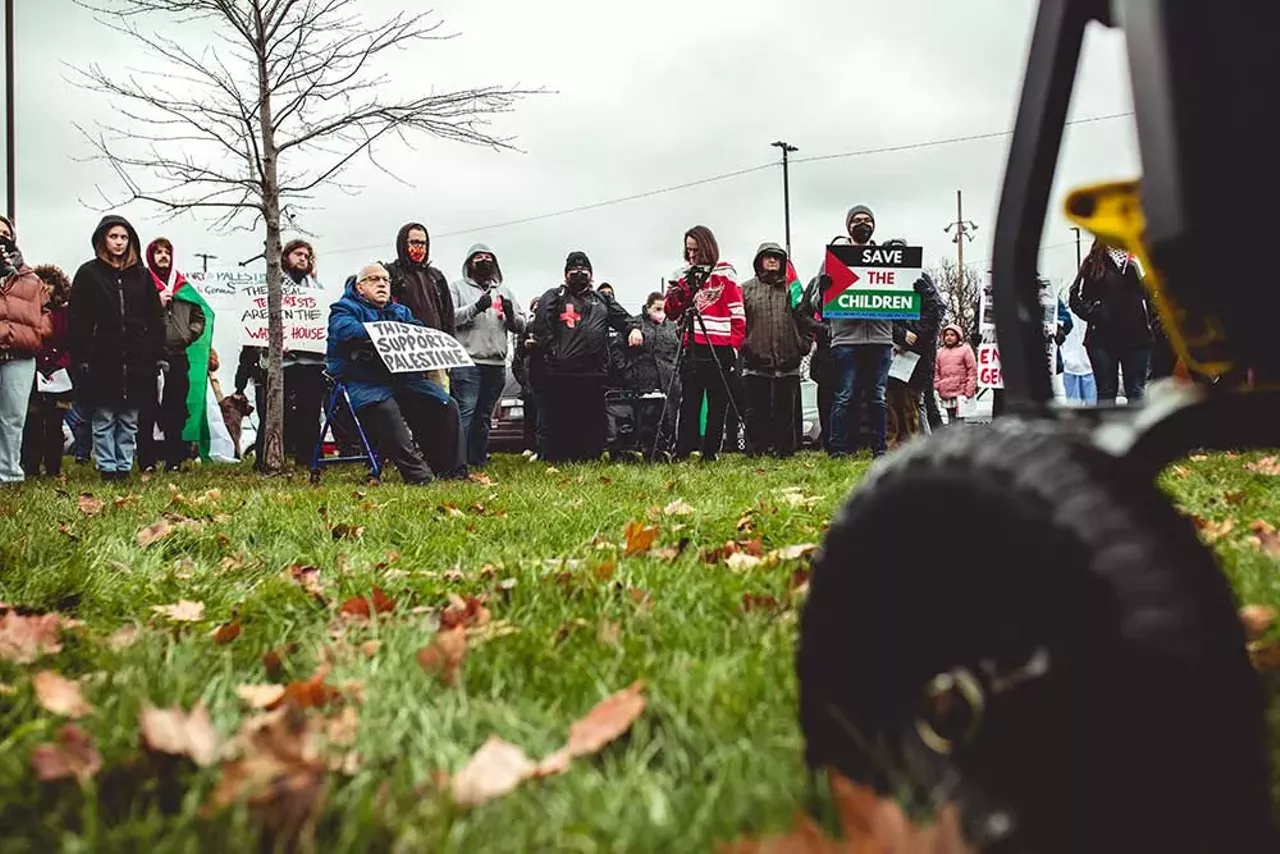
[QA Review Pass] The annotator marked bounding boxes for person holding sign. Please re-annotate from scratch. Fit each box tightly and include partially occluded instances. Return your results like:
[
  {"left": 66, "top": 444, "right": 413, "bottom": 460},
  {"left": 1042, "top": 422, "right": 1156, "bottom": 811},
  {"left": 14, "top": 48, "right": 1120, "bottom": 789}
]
[
  {"left": 530, "top": 251, "right": 642, "bottom": 463},
  {"left": 326, "top": 264, "right": 466, "bottom": 484},
  {"left": 797, "top": 205, "right": 894, "bottom": 458},
  {"left": 448, "top": 243, "right": 526, "bottom": 469}
]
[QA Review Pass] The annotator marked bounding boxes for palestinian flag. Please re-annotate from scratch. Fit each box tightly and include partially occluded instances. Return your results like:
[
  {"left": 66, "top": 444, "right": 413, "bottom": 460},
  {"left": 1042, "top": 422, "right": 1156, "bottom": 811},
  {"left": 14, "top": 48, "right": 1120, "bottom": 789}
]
[
  {"left": 176, "top": 282, "right": 216, "bottom": 460},
  {"left": 786, "top": 259, "right": 804, "bottom": 308}
]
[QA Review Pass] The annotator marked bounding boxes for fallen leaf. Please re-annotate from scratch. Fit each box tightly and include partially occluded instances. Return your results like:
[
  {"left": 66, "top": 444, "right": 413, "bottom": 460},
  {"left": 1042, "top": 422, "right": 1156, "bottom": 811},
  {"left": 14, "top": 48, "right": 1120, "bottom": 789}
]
[
  {"left": 663, "top": 499, "right": 695, "bottom": 517},
  {"left": 331, "top": 523, "right": 365, "bottom": 541},
  {"left": 30, "top": 724, "right": 101, "bottom": 785},
  {"left": 726, "top": 552, "right": 764, "bottom": 572},
  {"left": 440, "top": 594, "right": 491, "bottom": 630},
  {"left": 1245, "top": 456, "right": 1280, "bottom": 476},
  {"left": 742, "top": 593, "right": 783, "bottom": 614},
  {"left": 361, "top": 640, "right": 381, "bottom": 658},
  {"left": 561, "top": 681, "right": 646, "bottom": 760},
  {"left": 151, "top": 599, "right": 206, "bottom": 623},
  {"left": 1248, "top": 639, "right": 1280, "bottom": 671},
  {"left": 653, "top": 544, "right": 685, "bottom": 562},
  {"left": 236, "top": 684, "right": 287, "bottom": 709},
  {"left": 288, "top": 564, "right": 326, "bottom": 600},
  {"left": 593, "top": 558, "right": 618, "bottom": 582},
  {"left": 1241, "top": 605, "right": 1277, "bottom": 641},
  {"left": 337, "top": 587, "right": 396, "bottom": 621},
  {"left": 736, "top": 510, "right": 757, "bottom": 533},
  {"left": 740, "top": 538, "right": 765, "bottom": 557},
  {"left": 57, "top": 522, "right": 79, "bottom": 541},
  {"left": 140, "top": 701, "right": 220, "bottom": 767},
  {"left": 438, "top": 503, "right": 464, "bottom": 519},
  {"left": 451, "top": 736, "right": 537, "bottom": 807},
  {"left": 1189, "top": 454, "right": 1209, "bottom": 462},
  {"left": 623, "top": 519, "right": 659, "bottom": 556},
  {"left": 1198, "top": 517, "right": 1236, "bottom": 543},
  {"left": 106, "top": 624, "right": 141, "bottom": 651},
  {"left": 468, "top": 472, "right": 495, "bottom": 486},
  {"left": 270, "top": 666, "right": 342, "bottom": 712},
  {"left": 137, "top": 519, "right": 174, "bottom": 547},
  {"left": 417, "top": 626, "right": 468, "bottom": 686},
  {"left": 545, "top": 466, "right": 561, "bottom": 475},
  {"left": 1249, "top": 520, "right": 1280, "bottom": 558},
  {"left": 0, "top": 612, "right": 62, "bottom": 664},
  {"left": 769, "top": 543, "right": 819, "bottom": 563},
  {"left": 1171, "top": 464, "right": 1190, "bottom": 479},
  {"left": 219, "top": 555, "right": 247, "bottom": 573},
  {"left": 211, "top": 621, "right": 242, "bottom": 644},
  {"left": 325, "top": 706, "right": 360, "bottom": 748},
  {"left": 77, "top": 494, "right": 105, "bottom": 517},
  {"left": 33, "top": 670, "right": 94, "bottom": 718},
  {"left": 628, "top": 588, "right": 653, "bottom": 610},
  {"left": 597, "top": 620, "right": 621, "bottom": 647}
]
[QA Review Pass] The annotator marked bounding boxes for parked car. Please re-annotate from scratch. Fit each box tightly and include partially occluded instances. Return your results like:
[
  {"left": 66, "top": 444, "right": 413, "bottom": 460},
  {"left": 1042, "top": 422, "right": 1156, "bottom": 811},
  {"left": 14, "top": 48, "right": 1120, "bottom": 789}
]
[{"left": 488, "top": 366, "right": 526, "bottom": 453}]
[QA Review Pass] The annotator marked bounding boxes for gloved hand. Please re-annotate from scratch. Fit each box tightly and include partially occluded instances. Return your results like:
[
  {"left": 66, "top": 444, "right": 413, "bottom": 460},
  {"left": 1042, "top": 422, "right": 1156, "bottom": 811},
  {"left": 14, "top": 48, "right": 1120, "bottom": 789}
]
[
  {"left": 1055, "top": 328, "right": 1068, "bottom": 347},
  {"left": 499, "top": 296, "right": 516, "bottom": 328},
  {"left": 474, "top": 291, "right": 493, "bottom": 313},
  {"left": 156, "top": 360, "right": 170, "bottom": 375}
]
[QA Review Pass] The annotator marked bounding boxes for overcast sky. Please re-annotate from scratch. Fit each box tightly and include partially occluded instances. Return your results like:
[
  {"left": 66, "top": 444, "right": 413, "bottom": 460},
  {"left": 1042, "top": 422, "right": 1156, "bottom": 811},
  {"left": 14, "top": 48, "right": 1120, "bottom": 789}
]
[{"left": 3, "top": 0, "right": 1139, "bottom": 312}]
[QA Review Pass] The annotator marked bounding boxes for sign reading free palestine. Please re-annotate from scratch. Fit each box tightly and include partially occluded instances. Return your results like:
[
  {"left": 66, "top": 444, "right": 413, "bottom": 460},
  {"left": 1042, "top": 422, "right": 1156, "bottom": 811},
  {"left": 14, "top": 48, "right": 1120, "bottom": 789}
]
[{"left": 820, "top": 244, "right": 924, "bottom": 320}]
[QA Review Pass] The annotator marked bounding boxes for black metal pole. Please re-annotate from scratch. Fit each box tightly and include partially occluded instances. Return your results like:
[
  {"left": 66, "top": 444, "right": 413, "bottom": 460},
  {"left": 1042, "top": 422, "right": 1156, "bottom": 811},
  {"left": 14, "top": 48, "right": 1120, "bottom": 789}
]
[
  {"left": 771, "top": 141, "right": 798, "bottom": 257},
  {"left": 1071, "top": 226, "right": 1082, "bottom": 269},
  {"left": 5, "top": 0, "right": 15, "bottom": 222}
]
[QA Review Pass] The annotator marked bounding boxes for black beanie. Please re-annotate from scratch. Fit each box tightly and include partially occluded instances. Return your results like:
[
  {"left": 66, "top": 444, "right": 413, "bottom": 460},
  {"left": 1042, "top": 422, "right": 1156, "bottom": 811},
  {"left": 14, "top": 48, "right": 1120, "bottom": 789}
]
[{"left": 565, "top": 251, "right": 592, "bottom": 273}]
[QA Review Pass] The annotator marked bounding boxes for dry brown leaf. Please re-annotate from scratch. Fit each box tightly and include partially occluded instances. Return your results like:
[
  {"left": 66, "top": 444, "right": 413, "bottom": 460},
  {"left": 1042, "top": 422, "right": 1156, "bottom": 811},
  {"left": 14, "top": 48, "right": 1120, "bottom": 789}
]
[
  {"left": 1197, "top": 517, "right": 1236, "bottom": 543},
  {"left": 1249, "top": 519, "right": 1280, "bottom": 557},
  {"left": 211, "top": 621, "right": 242, "bottom": 644},
  {"left": 623, "top": 519, "right": 659, "bottom": 556},
  {"left": 360, "top": 640, "right": 381, "bottom": 658},
  {"left": 726, "top": 552, "right": 764, "bottom": 572},
  {"left": 742, "top": 593, "right": 784, "bottom": 614},
  {"left": 663, "top": 499, "right": 695, "bottom": 517},
  {"left": 1223, "top": 490, "right": 1247, "bottom": 505},
  {"left": 337, "top": 587, "right": 396, "bottom": 621},
  {"left": 1240, "top": 605, "right": 1278, "bottom": 641},
  {"left": 152, "top": 599, "right": 206, "bottom": 623},
  {"left": 57, "top": 522, "right": 79, "bottom": 541},
  {"left": 78, "top": 494, "right": 105, "bottom": 517},
  {"left": 268, "top": 666, "right": 341, "bottom": 711},
  {"left": 440, "top": 594, "right": 491, "bottom": 630},
  {"left": 33, "top": 671, "right": 94, "bottom": 718},
  {"left": 325, "top": 706, "right": 360, "bottom": 748},
  {"left": 30, "top": 724, "right": 102, "bottom": 785},
  {"left": 1245, "top": 456, "right": 1280, "bottom": 476},
  {"left": 140, "top": 701, "right": 220, "bottom": 767},
  {"left": 769, "top": 544, "right": 819, "bottom": 563},
  {"left": 137, "top": 519, "right": 174, "bottom": 547},
  {"left": 0, "top": 611, "right": 62, "bottom": 664},
  {"left": 236, "top": 684, "right": 287, "bottom": 709},
  {"left": 593, "top": 558, "right": 618, "bottom": 582},
  {"left": 468, "top": 472, "right": 495, "bottom": 486},
  {"left": 417, "top": 626, "right": 468, "bottom": 687},
  {"left": 451, "top": 736, "right": 537, "bottom": 807},
  {"left": 561, "top": 681, "right": 646, "bottom": 760},
  {"left": 1248, "top": 639, "right": 1280, "bottom": 671},
  {"left": 330, "top": 522, "right": 365, "bottom": 541},
  {"left": 287, "top": 564, "right": 326, "bottom": 600},
  {"left": 106, "top": 624, "right": 141, "bottom": 651}
]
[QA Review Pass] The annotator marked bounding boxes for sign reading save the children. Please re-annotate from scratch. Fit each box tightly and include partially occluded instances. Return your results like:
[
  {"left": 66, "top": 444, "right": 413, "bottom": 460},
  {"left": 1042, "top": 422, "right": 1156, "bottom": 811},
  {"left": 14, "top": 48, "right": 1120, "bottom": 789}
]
[
  {"left": 363, "top": 321, "right": 475, "bottom": 372},
  {"left": 821, "top": 244, "right": 924, "bottom": 320}
]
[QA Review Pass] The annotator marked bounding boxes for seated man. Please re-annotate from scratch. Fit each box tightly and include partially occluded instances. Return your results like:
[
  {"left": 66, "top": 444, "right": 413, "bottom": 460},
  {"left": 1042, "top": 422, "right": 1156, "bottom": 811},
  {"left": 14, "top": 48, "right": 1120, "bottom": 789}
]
[{"left": 326, "top": 263, "right": 467, "bottom": 483}]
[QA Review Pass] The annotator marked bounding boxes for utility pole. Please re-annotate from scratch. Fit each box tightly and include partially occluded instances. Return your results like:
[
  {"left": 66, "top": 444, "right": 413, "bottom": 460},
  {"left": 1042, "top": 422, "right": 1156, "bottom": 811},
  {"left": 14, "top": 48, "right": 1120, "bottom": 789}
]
[
  {"left": 5, "top": 0, "right": 15, "bottom": 221},
  {"left": 943, "top": 189, "right": 978, "bottom": 301},
  {"left": 1070, "top": 227, "right": 1082, "bottom": 269},
  {"left": 770, "top": 141, "right": 798, "bottom": 257},
  {"left": 194, "top": 252, "right": 217, "bottom": 273}
]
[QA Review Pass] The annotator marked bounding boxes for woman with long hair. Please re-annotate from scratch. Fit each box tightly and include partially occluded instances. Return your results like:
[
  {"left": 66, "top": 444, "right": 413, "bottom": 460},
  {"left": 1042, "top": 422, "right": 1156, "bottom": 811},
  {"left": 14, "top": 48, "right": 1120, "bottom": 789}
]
[
  {"left": 663, "top": 225, "right": 745, "bottom": 461},
  {"left": 1068, "top": 239, "right": 1154, "bottom": 404}
]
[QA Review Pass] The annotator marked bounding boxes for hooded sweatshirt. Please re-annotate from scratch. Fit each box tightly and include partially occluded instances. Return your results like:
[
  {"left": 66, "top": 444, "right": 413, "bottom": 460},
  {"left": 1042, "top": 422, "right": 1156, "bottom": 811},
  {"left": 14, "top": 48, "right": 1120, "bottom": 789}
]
[
  {"left": 800, "top": 237, "right": 894, "bottom": 347},
  {"left": 933, "top": 323, "right": 977, "bottom": 400},
  {"left": 145, "top": 239, "right": 208, "bottom": 356},
  {"left": 740, "top": 242, "right": 812, "bottom": 376},
  {"left": 68, "top": 215, "right": 166, "bottom": 407},
  {"left": 448, "top": 243, "right": 526, "bottom": 365},
  {"left": 386, "top": 222, "right": 455, "bottom": 335}
]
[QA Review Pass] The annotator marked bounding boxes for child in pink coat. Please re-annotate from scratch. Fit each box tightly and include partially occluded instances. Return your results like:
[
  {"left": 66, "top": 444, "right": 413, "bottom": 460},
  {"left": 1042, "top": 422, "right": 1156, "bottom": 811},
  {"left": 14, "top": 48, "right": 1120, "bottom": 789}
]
[{"left": 934, "top": 323, "right": 977, "bottom": 424}]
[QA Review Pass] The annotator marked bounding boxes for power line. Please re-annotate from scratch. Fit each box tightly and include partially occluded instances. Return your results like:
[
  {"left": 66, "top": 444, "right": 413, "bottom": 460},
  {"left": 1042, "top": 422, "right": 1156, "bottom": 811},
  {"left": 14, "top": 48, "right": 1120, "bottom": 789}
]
[{"left": 329, "top": 111, "right": 1134, "bottom": 257}]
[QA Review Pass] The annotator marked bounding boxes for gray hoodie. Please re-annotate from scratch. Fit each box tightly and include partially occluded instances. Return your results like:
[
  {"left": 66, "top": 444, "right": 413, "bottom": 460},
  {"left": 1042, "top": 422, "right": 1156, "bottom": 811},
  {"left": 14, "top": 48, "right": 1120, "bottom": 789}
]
[
  {"left": 448, "top": 243, "right": 527, "bottom": 365},
  {"left": 800, "top": 240, "right": 893, "bottom": 347}
]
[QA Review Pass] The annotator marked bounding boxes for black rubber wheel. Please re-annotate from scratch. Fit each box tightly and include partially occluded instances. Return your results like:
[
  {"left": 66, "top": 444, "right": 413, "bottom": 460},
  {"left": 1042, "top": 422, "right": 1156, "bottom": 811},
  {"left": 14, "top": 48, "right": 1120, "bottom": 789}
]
[{"left": 797, "top": 417, "right": 1274, "bottom": 852}]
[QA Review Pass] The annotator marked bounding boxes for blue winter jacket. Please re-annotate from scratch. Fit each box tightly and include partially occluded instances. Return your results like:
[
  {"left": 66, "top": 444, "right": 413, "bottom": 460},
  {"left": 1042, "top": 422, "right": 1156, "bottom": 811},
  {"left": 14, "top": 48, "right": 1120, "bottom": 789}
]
[
  {"left": 1055, "top": 298, "right": 1073, "bottom": 375},
  {"left": 326, "top": 277, "right": 451, "bottom": 412}
]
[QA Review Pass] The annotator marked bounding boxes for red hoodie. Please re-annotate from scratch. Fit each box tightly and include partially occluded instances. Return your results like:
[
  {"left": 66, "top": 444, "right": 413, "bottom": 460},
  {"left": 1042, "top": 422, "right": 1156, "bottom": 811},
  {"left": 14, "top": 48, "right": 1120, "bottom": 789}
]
[{"left": 663, "top": 261, "right": 745, "bottom": 349}]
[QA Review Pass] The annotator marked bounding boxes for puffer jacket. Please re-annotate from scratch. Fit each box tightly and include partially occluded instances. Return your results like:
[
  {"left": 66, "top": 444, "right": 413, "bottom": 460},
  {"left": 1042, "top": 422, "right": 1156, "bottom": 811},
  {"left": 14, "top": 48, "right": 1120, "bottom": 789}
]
[
  {"left": 0, "top": 265, "right": 50, "bottom": 358},
  {"left": 326, "top": 277, "right": 450, "bottom": 412},
  {"left": 617, "top": 312, "right": 679, "bottom": 391},
  {"left": 740, "top": 242, "right": 812, "bottom": 375},
  {"left": 934, "top": 323, "right": 977, "bottom": 399}
]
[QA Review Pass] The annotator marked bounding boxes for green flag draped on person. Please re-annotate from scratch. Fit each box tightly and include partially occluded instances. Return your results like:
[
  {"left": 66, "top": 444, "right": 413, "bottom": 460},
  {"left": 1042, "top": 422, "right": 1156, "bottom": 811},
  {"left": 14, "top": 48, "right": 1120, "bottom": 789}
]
[{"left": 178, "top": 281, "right": 215, "bottom": 460}]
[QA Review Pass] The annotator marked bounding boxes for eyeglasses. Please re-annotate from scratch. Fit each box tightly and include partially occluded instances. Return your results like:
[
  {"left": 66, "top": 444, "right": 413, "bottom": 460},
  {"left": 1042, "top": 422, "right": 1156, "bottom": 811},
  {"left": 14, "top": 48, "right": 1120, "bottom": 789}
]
[{"left": 359, "top": 274, "right": 390, "bottom": 284}]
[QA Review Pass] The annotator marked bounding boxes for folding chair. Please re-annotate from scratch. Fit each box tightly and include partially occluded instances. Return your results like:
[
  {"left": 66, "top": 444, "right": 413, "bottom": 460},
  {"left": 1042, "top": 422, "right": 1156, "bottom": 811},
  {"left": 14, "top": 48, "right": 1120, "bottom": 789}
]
[{"left": 310, "top": 372, "right": 382, "bottom": 483}]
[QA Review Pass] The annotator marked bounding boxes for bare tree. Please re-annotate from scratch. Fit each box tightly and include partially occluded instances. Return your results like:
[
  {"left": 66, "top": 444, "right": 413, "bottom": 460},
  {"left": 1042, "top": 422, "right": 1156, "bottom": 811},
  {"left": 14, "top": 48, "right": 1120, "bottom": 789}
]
[
  {"left": 927, "top": 258, "right": 984, "bottom": 339},
  {"left": 73, "top": 0, "right": 540, "bottom": 472}
]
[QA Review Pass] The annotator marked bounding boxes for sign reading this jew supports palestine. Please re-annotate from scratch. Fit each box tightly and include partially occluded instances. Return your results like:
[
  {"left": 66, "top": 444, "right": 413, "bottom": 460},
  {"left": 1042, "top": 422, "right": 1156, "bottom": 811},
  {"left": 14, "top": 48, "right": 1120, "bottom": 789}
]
[
  {"left": 820, "top": 244, "right": 924, "bottom": 320},
  {"left": 363, "top": 321, "right": 475, "bottom": 372}
]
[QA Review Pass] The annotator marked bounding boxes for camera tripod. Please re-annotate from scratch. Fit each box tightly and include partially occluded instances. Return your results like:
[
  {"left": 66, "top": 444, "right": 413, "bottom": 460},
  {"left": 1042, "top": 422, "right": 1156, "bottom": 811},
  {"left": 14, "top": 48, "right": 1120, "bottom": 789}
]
[{"left": 650, "top": 267, "right": 751, "bottom": 460}]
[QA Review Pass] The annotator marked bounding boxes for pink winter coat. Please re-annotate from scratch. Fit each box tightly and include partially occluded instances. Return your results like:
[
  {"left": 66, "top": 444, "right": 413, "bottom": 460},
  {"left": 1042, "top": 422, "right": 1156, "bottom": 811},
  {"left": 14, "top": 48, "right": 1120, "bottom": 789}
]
[{"left": 934, "top": 324, "right": 977, "bottom": 400}]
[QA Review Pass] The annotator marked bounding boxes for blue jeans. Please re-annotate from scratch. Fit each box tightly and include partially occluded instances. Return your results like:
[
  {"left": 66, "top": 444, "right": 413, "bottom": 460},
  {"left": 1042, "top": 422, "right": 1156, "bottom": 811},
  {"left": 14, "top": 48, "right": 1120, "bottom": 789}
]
[
  {"left": 1087, "top": 344, "right": 1151, "bottom": 404},
  {"left": 1063, "top": 372, "right": 1097, "bottom": 404},
  {"left": 66, "top": 401, "right": 93, "bottom": 462},
  {"left": 829, "top": 343, "right": 892, "bottom": 456},
  {"left": 91, "top": 407, "right": 140, "bottom": 473},
  {"left": 0, "top": 358, "right": 35, "bottom": 483},
  {"left": 450, "top": 364, "right": 507, "bottom": 467}
]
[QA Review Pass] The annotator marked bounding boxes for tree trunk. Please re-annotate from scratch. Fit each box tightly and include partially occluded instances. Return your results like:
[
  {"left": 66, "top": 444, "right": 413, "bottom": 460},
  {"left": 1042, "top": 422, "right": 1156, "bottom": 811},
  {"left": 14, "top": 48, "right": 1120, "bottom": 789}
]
[{"left": 255, "top": 8, "right": 286, "bottom": 473}]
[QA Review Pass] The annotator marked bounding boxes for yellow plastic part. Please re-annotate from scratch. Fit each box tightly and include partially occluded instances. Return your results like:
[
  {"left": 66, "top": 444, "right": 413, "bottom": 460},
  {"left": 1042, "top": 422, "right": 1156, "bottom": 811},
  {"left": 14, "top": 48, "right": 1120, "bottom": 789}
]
[{"left": 1063, "top": 180, "right": 1233, "bottom": 378}]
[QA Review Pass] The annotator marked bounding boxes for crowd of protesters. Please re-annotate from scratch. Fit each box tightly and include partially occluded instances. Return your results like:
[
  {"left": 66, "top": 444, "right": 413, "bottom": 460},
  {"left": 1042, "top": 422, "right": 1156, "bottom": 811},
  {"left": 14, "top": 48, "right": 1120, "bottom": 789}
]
[{"left": 0, "top": 203, "right": 1175, "bottom": 486}]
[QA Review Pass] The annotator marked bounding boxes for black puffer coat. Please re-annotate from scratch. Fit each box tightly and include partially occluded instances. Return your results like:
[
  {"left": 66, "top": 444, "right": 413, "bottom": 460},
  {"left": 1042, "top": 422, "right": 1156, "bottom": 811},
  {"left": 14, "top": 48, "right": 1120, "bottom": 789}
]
[{"left": 68, "top": 216, "right": 165, "bottom": 408}]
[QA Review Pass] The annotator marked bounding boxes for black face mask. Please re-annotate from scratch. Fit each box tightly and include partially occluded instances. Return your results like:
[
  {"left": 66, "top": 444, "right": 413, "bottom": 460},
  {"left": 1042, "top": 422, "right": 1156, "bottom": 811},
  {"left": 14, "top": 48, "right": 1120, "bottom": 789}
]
[
  {"left": 472, "top": 259, "right": 497, "bottom": 281},
  {"left": 566, "top": 271, "right": 591, "bottom": 291},
  {"left": 851, "top": 224, "right": 874, "bottom": 244}
]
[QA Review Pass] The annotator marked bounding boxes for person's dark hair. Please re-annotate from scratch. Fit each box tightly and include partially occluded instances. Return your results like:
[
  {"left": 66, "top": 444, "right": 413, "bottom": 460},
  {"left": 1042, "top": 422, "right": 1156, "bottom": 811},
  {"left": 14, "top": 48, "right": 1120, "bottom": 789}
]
[
  {"left": 32, "top": 264, "right": 71, "bottom": 307},
  {"left": 684, "top": 225, "right": 719, "bottom": 267},
  {"left": 282, "top": 239, "right": 316, "bottom": 277},
  {"left": 1080, "top": 238, "right": 1111, "bottom": 283},
  {"left": 645, "top": 291, "right": 664, "bottom": 311}
]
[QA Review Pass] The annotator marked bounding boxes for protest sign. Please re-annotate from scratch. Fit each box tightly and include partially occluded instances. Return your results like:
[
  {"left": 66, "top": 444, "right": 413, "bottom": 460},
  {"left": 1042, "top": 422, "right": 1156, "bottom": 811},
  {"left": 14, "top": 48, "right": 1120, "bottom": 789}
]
[
  {"left": 974, "top": 271, "right": 1059, "bottom": 391},
  {"left": 187, "top": 270, "right": 339, "bottom": 350},
  {"left": 364, "top": 321, "right": 475, "bottom": 372},
  {"left": 820, "top": 244, "right": 924, "bottom": 320}
]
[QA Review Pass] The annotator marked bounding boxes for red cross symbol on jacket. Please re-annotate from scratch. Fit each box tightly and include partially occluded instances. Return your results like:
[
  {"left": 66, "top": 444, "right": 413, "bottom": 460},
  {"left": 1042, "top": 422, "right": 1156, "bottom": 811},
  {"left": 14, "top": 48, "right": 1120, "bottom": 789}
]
[{"left": 559, "top": 302, "right": 581, "bottom": 329}]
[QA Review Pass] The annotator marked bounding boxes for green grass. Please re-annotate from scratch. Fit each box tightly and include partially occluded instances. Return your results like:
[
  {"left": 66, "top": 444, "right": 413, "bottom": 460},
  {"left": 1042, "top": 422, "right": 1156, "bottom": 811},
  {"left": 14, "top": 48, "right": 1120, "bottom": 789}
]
[{"left": 0, "top": 448, "right": 1277, "bottom": 852}]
